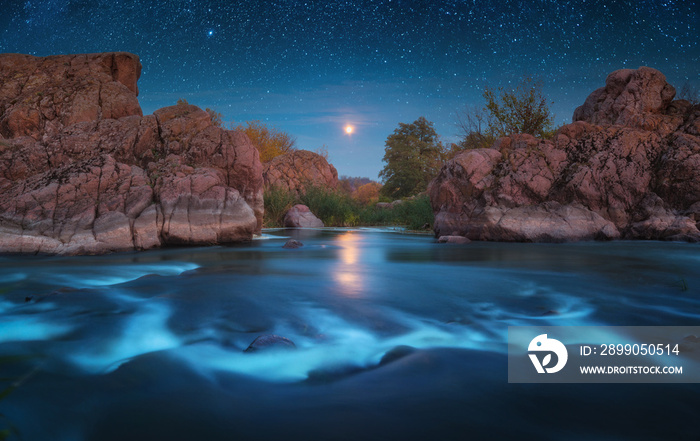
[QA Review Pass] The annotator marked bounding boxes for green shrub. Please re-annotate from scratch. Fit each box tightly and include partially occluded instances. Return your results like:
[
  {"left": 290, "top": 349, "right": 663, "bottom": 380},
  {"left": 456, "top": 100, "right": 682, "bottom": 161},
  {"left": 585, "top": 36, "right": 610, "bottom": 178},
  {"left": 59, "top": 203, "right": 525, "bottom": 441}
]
[
  {"left": 298, "top": 185, "right": 358, "bottom": 227},
  {"left": 263, "top": 186, "right": 297, "bottom": 227},
  {"left": 262, "top": 185, "right": 434, "bottom": 230},
  {"left": 393, "top": 195, "right": 434, "bottom": 230}
]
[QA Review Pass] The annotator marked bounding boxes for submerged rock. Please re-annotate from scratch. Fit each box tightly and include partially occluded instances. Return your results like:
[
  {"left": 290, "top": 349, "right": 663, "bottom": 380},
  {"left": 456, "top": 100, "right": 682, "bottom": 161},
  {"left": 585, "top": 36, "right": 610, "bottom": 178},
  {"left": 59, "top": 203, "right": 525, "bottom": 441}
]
[
  {"left": 429, "top": 67, "right": 700, "bottom": 242},
  {"left": 306, "top": 364, "right": 365, "bottom": 384},
  {"left": 284, "top": 204, "right": 324, "bottom": 228},
  {"left": 379, "top": 345, "right": 417, "bottom": 366},
  {"left": 244, "top": 335, "right": 297, "bottom": 353},
  {"left": 437, "top": 235, "right": 471, "bottom": 244},
  {"left": 282, "top": 239, "right": 304, "bottom": 249},
  {"left": 0, "top": 52, "right": 264, "bottom": 255}
]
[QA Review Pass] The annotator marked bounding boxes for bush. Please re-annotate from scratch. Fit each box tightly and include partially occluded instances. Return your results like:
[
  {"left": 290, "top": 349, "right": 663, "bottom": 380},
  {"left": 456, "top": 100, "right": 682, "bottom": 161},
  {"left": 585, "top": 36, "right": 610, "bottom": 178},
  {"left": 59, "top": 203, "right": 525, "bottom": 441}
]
[
  {"left": 205, "top": 108, "right": 223, "bottom": 127},
  {"left": 353, "top": 182, "right": 382, "bottom": 205},
  {"left": 263, "top": 186, "right": 434, "bottom": 230},
  {"left": 359, "top": 195, "right": 433, "bottom": 230},
  {"left": 231, "top": 120, "right": 296, "bottom": 163},
  {"left": 263, "top": 186, "right": 297, "bottom": 227},
  {"left": 391, "top": 195, "right": 433, "bottom": 230},
  {"left": 299, "top": 185, "right": 358, "bottom": 227}
]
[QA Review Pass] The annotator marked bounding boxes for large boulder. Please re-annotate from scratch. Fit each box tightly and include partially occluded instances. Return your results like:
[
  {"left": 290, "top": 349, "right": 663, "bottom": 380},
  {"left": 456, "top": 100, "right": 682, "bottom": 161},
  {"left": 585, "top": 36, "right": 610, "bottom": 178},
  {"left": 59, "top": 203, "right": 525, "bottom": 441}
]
[
  {"left": 263, "top": 150, "right": 338, "bottom": 193},
  {"left": 429, "top": 67, "right": 700, "bottom": 242},
  {"left": 0, "top": 52, "right": 263, "bottom": 255},
  {"left": 572, "top": 67, "right": 681, "bottom": 135},
  {"left": 283, "top": 204, "right": 324, "bottom": 228}
]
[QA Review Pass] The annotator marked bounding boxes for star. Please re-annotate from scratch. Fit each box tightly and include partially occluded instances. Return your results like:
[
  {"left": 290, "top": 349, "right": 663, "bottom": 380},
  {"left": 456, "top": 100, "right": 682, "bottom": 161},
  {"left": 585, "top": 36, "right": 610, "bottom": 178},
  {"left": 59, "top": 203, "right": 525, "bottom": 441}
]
[{"left": 1, "top": 0, "right": 696, "bottom": 179}]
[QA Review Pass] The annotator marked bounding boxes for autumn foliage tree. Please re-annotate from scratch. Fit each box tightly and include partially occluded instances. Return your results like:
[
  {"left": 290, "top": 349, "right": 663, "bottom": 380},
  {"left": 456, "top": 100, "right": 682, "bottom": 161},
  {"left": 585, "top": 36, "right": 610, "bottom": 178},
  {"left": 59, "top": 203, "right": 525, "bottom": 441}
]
[
  {"left": 379, "top": 117, "right": 446, "bottom": 199},
  {"left": 353, "top": 182, "right": 382, "bottom": 205},
  {"left": 230, "top": 120, "right": 296, "bottom": 162}
]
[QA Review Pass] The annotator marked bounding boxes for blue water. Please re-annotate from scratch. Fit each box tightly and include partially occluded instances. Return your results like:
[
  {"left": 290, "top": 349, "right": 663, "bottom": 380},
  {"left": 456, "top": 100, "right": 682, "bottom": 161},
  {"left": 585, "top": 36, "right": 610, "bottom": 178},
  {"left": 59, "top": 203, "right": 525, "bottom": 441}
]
[{"left": 0, "top": 229, "right": 699, "bottom": 440}]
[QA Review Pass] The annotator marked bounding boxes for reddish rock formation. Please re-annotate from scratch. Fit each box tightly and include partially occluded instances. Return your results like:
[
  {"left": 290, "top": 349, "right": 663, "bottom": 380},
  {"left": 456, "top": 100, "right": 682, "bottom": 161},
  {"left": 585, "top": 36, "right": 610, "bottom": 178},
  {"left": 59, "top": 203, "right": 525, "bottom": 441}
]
[
  {"left": 0, "top": 52, "right": 263, "bottom": 254},
  {"left": 262, "top": 150, "right": 338, "bottom": 193},
  {"left": 284, "top": 204, "right": 324, "bottom": 228},
  {"left": 429, "top": 67, "right": 700, "bottom": 242},
  {"left": 0, "top": 52, "right": 142, "bottom": 140}
]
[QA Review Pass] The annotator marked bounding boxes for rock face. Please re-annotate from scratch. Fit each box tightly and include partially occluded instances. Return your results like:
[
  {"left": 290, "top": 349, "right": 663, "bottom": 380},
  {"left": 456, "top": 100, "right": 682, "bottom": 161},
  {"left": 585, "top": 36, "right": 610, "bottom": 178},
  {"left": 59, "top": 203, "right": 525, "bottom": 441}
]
[
  {"left": 263, "top": 150, "right": 338, "bottom": 193},
  {"left": 429, "top": 67, "right": 700, "bottom": 242},
  {"left": 0, "top": 52, "right": 263, "bottom": 255},
  {"left": 0, "top": 52, "right": 142, "bottom": 140},
  {"left": 283, "top": 204, "right": 324, "bottom": 228}
]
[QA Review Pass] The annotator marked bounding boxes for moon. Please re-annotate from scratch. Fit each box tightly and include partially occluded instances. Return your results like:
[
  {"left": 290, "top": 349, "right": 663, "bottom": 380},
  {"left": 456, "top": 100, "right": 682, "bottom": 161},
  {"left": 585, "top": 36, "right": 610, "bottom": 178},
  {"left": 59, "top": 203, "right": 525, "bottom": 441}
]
[{"left": 344, "top": 124, "right": 354, "bottom": 134}]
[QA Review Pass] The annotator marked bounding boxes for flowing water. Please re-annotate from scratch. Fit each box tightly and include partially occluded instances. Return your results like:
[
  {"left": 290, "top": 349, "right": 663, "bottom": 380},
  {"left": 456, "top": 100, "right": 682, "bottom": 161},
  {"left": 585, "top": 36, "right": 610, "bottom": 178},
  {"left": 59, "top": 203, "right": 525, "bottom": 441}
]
[{"left": 0, "top": 228, "right": 699, "bottom": 440}]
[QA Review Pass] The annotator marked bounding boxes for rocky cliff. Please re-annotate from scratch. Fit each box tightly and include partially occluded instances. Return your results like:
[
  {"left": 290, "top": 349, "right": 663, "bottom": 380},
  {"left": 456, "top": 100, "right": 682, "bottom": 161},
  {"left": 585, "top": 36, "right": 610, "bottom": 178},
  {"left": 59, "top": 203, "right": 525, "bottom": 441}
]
[
  {"left": 0, "top": 52, "right": 263, "bottom": 254},
  {"left": 263, "top": 150, "right": 338, "bottom": 193},
  {"left": 429, "top": 67, "right": 700, "bottom": 242}
]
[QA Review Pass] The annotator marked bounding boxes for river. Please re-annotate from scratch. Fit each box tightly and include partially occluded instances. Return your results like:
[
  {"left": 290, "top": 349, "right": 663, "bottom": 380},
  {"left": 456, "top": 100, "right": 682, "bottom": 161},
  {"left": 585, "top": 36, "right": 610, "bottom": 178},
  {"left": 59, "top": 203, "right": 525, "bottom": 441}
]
[{"left": 1, "top": 228, "right": 699, "bottom": 440}]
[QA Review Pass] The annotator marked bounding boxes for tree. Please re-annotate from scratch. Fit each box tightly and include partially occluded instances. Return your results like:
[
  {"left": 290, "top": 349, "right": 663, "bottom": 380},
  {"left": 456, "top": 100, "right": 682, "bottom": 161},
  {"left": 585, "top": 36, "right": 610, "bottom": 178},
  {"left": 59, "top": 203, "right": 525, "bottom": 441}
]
[
  {"left": 482, "top": 76, "right": 555, "bottom": 138},
  {"left": 453, "top": 104, "right": 497, "bottom": 153},
  {"left": 338, "top": 176, "right": 374, "bottom": 195},
  {"left": 230, "top": 120, "right": 296, "bottom": 162},
  {"left": 378, "top": 117, "right": 446, "bottom": 199},
  {"left": 353, "top": 182, "right": 382, "bottom": 205}
]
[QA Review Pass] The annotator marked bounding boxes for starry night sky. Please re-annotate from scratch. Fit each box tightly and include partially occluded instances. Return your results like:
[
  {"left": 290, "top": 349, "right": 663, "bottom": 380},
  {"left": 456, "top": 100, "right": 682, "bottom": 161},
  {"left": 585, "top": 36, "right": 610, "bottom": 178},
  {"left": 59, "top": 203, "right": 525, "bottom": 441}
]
[{"left": 1, "top": 0, "right": 698, "bottom": 178}]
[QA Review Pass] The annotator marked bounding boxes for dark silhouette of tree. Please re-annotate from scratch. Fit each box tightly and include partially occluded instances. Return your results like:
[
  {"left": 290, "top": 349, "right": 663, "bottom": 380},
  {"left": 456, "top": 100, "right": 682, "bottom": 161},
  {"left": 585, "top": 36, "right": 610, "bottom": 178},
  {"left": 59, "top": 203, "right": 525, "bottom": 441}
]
[
  {"left": 453, "top": 104, "right": 497, "bottom": 153},
  {"left": 450, "top": 77, "right": 556, "bottom": 159},
  {"left": 482, "top": 76, "right": 555, "bottom": 138}
]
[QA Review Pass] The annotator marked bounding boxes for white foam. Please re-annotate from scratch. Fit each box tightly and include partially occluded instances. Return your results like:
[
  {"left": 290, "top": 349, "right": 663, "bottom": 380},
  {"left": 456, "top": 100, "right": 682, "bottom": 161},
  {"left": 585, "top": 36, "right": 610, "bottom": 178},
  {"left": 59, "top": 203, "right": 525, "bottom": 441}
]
[
  {"left": 45, "top": 262, "right": 199, "bottom": 288},
  {"left": 254, "top": 233, "right": 290, "bottom": 240},
  {"left": 175, "top": 307, "right": 503, "bottom": 383},
  {"left": 0, "top": 314, "right": 72, "bottom": 343},
  {"left": 0, "top": 272, "right": 27, "bottom": 284},
  {"left": 68, "top": 297, "right": 181, "bottom": 373}
]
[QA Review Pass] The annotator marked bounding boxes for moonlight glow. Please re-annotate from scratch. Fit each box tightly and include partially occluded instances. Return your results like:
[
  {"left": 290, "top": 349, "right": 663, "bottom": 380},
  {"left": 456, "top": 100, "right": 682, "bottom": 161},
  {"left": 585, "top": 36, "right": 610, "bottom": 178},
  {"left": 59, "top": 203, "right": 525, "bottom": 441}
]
[{"left": 345, "top": 125, "right": 354, "bottom": 135}]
